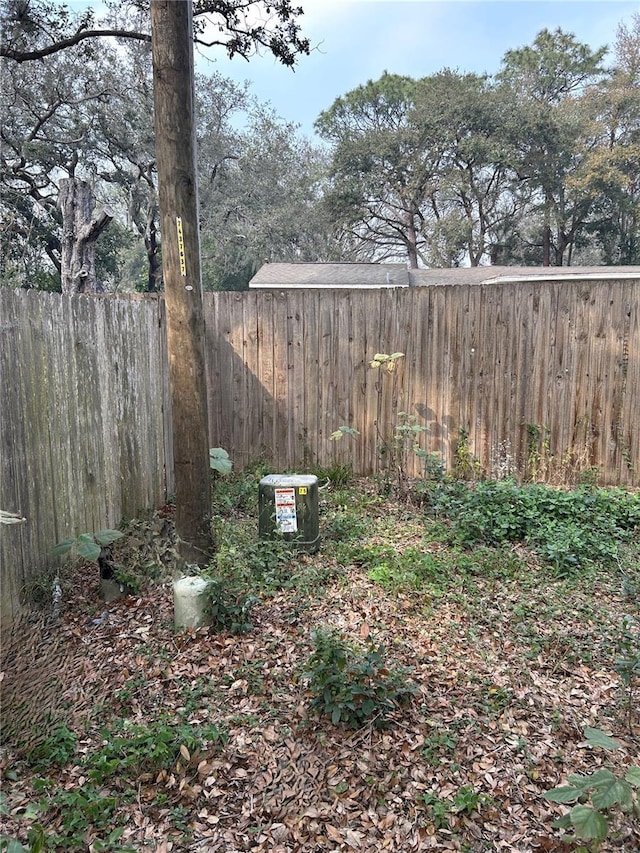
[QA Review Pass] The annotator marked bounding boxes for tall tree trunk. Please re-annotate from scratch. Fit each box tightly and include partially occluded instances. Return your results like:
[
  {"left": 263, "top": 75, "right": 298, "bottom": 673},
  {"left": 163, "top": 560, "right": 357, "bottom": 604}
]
[
  {"left": 542, "top": 194, "right": 551, "bottom": 267},
  {"left": 150, "top": 0, "right": 212, "bottom": 564},
  {"left": 58, "top": 178, "right": 112, "bottom": 293},
  {"left": 406, "top": 216, "right": 419, "bottom": 269},
  {"left": 145, "top": 207, "right": 161, "bottom": 292}
]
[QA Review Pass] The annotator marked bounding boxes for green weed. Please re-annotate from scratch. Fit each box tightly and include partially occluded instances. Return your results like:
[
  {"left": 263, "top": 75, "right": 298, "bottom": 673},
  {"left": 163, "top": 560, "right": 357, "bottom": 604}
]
[
  {"left": 211, "top": 470, "right": 260, "bottom": 516},
  {"left": 420, "top": 728, "right": 458, "bottom": 767},
  {"left": 545, "top": 727, "right": 640, "bottom": 850},
  {"left": 312, "top": 462, "right": 354, "bottom": 489},
  {"left": 26, "top": 726, "right": 77, "bottom": 769},
  {"left": 83, "top": 720, "right": 226, "bottom": 783},
  {"left": 51, "top": 529, "right": 123, "bottom": 563},
  {"left": 304, "top": 626, "right": 415, "bottom": 728},
  {"left": 431, "top": 481, "right": 639, "bottom": 575},
  {"left": 613, "top": 615, "right": 640, "bottom": 732},
  {"left": 205, "top": 576, "right": 258, "bottom": 633}
]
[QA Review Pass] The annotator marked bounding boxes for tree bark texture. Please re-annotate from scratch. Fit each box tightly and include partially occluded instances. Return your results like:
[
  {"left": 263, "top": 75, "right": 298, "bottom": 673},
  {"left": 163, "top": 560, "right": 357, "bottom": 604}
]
[
  {"left": 150, "top": 0, "right": 212, "bottom": 563},
  {"left": 58, "top": 178, "right": 112, "bottom": 293}
]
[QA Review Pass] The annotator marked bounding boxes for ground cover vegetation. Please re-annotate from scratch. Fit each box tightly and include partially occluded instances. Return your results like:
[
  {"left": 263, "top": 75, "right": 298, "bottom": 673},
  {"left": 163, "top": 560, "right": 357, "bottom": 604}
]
[
  {"left": 2, "top": 2, "right": 640, "bottom": 291},
  {"left": 1, "top": 468, "right": 639, "bottom": 852}
]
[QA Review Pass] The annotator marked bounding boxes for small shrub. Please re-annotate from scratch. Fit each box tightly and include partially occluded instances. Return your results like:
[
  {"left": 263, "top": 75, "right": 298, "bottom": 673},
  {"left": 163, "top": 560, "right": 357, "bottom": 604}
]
[
  {"left": 361, "top": 546, "right": 427, "bottom": 591},
  {"left": 420, "top": 728, "right": 458, "bottom": 767},
  {"left": 246, "top": 537, "right": 293, "bottom": 590},
  {"left": 212, "top": 471, "right": 259, "bottom": 516},
  {"left": 419, "top": 785, "right": 489, "bottom": 830},
  {"left": 213, "top": 519, "right": 293, "bottom": 593},
  {"left": 304, "top": 626, "right": 415, "bottom": 728},
  {"left": 419, "top": 791, "right": 452, "bottom": 829},
  {"left": 205, "top": 577, "right": 257, "bottom": 634},
  {"left": 452, "top": 427, "right": 483, "bottom": 480},
  {"left": 322, "top": 507, "right": 367, "bottom": 543},
  {"left": 613, "top": 616, "right": 640, "bottom": 731}
]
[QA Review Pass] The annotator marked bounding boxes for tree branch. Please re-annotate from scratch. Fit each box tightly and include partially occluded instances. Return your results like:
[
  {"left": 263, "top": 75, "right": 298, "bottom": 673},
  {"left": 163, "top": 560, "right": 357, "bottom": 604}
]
[{"left": 0, "top": 28, "right": 151, "bottom": 62}]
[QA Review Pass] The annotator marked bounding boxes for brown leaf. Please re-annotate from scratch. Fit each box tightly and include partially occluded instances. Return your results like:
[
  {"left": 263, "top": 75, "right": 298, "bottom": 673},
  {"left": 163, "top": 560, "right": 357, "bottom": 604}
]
[{"left": 325, "top": 824, "right": 343, "bottom": 843}]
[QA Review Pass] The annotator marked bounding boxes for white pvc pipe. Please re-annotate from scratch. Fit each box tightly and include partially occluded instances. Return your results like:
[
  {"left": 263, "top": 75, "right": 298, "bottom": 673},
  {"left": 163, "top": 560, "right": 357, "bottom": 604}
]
[{"left": 173, "top": 576, "right": 212, "bottom": 630}]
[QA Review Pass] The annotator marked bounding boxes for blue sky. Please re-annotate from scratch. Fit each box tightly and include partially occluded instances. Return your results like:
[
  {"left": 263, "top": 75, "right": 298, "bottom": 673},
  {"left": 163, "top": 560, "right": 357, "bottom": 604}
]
[{"left": 197, "top": 0, "right": 640, "bottom": 138}]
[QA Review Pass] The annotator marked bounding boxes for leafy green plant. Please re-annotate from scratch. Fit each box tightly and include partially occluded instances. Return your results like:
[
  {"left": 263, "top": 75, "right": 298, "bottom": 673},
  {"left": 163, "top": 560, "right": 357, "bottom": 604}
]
[
  {"left": 209, "top": 446, "right": 233, "bottom": 475},
  {"left": 352, "top": 544, "right": 424, "bottom": 591},
  {"left": 1, "top": 829, "right": 46, "bottom": 853},
  {"left": 312, "top": 462, "right": 354, "bottom": 488},
  {"left": 26, "top": 726, "right": 77, "bottom": 769},
  {"left": 4, "top": 719, "right": 214, "bottom": 853},
  {"left": 419, "top": 791, "right": 452, "bottom": 829},
  {"left": 213, "top": 518, "right": 294, "bottom": 595},
  {"left": 211, "top": 469, "right": 261, "bottom": 516},
  {"left": 418, "top": 451, "right": 445, "bottom": 483},
  {"left": 83, "top": 720, "right": 226, "bottom": 782},
  {"left": 304, "top": 626, "right": 415, "bottom": 727},
  {"left": 109, "top": 564, "right": 141, "bottom": 594},
  {"left": 51, "top": 529, "right": 123, "bottom": 563},
  {"left": 330, "top": 351, "right": 432, "bottom": 498},
  {"left": 525, "top": 422, "right": 551, "bottom": 482},
  {"left": 329, "top": 425, "right": 360, "bottom": 442},
  {"left": 11, "top": 785, "right": 131, "bottom": 852},
  {"left": 419, "top": 785, "right": 488, "bottom": 830},
  {"left": 420, "top": 728, "right": 458, "bottom": 767},
  {"left": 322, "top": 505, "right": 367, "bottom": 543},
  {"left": 452, "top": 784, "right": 487, "bottom": 815},
  {"left": 204, "top": 577, "right": 257, "bottom": 633},
  {"left": 380, "top": 410, "right": 430, "bottom": 495},
  {"left": 545, "top": 727, "right": 640, "bottom": 849},
  {"left": 452, "top": 427, "right": 482, "bottom": 480},
  {"left": 433, "top": 481, "right": 639, "bottom": 575},
  {"left": 369, "top": 352, "right": 405, "bottom": 372}
]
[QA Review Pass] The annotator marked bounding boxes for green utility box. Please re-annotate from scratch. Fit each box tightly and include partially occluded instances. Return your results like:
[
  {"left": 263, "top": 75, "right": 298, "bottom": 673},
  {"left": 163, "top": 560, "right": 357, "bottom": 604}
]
[{"left": 258, "top": 474, "right": 320, "bottom": 553}]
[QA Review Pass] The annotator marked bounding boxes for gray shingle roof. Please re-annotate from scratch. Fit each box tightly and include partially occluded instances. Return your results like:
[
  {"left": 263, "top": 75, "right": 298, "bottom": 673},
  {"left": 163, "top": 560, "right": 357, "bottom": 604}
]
[
  {"left": 250, "top": 263, "right": 409, "bottom": 287},
  {"left": 249, "top": 263, "right": 640, "bottom": 289}
]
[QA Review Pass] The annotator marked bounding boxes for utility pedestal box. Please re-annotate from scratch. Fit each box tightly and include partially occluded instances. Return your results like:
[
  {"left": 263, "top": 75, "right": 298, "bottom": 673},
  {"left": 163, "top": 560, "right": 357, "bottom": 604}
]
[{"left": 258, "top": 474, "right": 320, "bottom": 553}]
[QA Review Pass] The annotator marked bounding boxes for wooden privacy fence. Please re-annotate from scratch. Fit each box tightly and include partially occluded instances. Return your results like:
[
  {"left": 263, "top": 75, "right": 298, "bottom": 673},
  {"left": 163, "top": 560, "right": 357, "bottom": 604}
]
[
  {"left": 1, "top": 279, "right": 638, "bottom": 623},
  {"left": 206, "top": 280, "right": 639, "bottom": 487},
  {"left": 0, "top": 289, "right": 172, "bottom": 623}
]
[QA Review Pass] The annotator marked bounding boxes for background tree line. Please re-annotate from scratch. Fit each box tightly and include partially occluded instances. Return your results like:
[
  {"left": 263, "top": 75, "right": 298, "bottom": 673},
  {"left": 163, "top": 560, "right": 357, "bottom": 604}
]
[{"left": 2, "top": 1, "right": 639, "bottom": 293}]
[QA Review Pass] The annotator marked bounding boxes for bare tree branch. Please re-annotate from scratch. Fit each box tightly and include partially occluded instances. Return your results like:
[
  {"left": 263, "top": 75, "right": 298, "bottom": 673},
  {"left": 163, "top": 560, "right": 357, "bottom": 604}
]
[{"left": 1, "top": 28, "right": 151, "bottom": 62}]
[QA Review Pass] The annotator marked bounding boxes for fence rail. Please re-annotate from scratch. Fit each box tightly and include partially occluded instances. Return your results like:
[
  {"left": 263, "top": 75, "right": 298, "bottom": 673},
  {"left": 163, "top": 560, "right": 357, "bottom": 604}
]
[{"left": 1, "top": 279, "right": 638, "bottom": 623}]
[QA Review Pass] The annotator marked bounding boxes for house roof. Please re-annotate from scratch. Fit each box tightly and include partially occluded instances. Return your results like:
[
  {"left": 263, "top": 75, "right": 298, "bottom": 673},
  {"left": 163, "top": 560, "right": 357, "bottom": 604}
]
[
  {"left": 249, "top": 263, "right": 409, "bottom": 288},
  {"left": 249, "top": 263, "right": 640, "bottom": 289},
  {"left": 409, "top": 265, "right": 640, "bottom": 285}
]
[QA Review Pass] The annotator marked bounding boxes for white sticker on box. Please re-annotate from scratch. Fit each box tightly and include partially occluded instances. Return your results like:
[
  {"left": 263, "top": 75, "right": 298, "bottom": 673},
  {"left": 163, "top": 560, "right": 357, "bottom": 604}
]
[{"left": 274, "top": 487, "right": 297, "bottom": 533}]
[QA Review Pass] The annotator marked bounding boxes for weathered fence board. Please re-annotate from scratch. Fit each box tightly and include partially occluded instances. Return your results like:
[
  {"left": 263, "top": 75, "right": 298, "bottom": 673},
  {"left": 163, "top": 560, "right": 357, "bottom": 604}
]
[
  {"left": 205, "top": 280, "right": 639, "bottom": 487},
  {"left": 0, "top": 290, "right": 171, "bottom": 623}
]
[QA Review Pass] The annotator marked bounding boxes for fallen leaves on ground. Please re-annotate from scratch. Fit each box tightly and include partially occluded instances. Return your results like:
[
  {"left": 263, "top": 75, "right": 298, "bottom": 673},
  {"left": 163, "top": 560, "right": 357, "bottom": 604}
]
[{"left": 1, "top": 490, "right": 638, "bottom": 853}]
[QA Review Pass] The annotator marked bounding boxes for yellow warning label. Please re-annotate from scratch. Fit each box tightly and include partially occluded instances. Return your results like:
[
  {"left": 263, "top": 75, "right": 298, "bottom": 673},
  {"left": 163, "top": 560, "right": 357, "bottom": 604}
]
[
  {"left": 176, "top": 217, "right": 187, "bottom": 277},
  {"left": 299, "top": 487, "right": 307, "bottom": 495}
]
